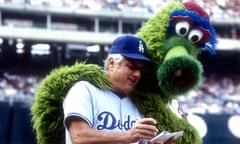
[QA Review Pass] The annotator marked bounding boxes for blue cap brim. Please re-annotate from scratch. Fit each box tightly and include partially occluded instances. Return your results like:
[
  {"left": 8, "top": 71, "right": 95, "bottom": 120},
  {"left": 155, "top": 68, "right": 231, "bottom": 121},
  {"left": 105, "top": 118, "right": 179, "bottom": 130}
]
[{"left": 122, "top": 53, "right": 152, "bottom": 62}]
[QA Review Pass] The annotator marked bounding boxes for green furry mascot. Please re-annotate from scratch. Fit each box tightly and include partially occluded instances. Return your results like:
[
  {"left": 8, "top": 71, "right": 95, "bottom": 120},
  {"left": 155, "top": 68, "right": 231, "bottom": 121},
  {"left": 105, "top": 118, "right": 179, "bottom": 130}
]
[
  {"left": 31, "top": 1, "right": 217, "bottom": 144},
  {"left": 132, "top": 1, "right": 217, "bottom": 144}
]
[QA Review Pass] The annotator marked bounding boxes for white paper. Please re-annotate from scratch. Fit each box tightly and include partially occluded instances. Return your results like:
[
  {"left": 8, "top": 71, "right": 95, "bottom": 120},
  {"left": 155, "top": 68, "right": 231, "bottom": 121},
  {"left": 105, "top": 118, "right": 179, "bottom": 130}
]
[{"left": 150, "top": 130, "right": 184, "bottom": 143}]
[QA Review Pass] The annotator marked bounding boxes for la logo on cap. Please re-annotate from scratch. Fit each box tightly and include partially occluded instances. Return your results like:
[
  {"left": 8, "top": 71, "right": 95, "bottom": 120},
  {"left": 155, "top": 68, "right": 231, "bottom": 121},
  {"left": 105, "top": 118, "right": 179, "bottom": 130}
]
[{"left": 138, "top": 40, "right": 144, "bottom": 53}]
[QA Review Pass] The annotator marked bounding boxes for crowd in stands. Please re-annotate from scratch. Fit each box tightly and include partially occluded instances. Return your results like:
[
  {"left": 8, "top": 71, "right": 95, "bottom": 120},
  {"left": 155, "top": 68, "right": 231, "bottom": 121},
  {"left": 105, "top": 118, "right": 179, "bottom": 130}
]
[
  {"left": 0, "top": 69, "right": 240, "bottom": 114},
  {"left": 1, "top": 0, "right": 240, "bottom": 18},
  {"left": 179, "top": 74, "right": 240, "bottom": 114},
  {"left": 1, "top": 0, "right": 239, "bottom": 114},
  {"left": 0, "top": 70, "right": 46, "bottom": 106}
]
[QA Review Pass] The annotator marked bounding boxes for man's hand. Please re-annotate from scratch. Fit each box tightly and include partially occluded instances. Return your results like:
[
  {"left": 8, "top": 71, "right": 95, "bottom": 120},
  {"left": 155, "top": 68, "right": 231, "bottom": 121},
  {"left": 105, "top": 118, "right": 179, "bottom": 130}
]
[{"left": 127, "top": 118, "right": 159, "bottom": 143}]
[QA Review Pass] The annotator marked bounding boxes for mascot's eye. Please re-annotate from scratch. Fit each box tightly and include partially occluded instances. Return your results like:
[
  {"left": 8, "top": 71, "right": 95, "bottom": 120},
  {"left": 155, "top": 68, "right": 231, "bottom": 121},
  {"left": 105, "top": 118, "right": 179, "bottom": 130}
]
[
  {"left": 175, "top": 21, "right": 190, "bottom": 36},
  {"left": 188, "top": 29, "right": 203, "bottom": 43}
]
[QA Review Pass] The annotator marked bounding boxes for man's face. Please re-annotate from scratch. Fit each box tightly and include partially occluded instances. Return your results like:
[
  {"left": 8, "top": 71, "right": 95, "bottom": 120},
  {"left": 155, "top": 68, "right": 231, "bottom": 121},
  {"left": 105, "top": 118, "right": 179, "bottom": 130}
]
[{"left": 108, "top": 58, "right": 145, "bottom": 95}]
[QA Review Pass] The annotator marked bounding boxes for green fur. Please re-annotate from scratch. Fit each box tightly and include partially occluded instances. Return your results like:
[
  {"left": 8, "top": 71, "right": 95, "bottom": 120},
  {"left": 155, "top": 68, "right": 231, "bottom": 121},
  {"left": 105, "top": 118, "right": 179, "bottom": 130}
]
[
  {"left": 31, "top": 1, "right": 206, "bottom": 144},
  {"left": 157, "top": 55, "right": 202, "bottom": 99},
  {"left": 137, "top": 2, "right": 184, "bottom": 64},
  {"left": 31, "top": 63, "right": 110, "bottom": 144},
  {"left": 135, "top": 1, "right": 203, "bottom": 144},
  {"left": 131, "top": 92, "right": 202, "bottom": 144},
  {"left": 161, "top": 36, "right": 201, "bottom": 58}
]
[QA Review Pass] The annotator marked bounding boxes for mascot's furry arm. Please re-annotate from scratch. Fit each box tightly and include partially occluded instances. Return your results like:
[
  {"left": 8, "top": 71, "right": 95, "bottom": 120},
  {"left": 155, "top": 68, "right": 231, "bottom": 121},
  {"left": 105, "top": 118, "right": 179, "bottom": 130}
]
[
  {"left": 31, "top": 1, "right": 217, "bottom": 144},
  {"left": 132, "top": 1, "right": 217, "bottom": 144},
  {"left": 31, "top": 63, "right": 110, "bottom": 144}
]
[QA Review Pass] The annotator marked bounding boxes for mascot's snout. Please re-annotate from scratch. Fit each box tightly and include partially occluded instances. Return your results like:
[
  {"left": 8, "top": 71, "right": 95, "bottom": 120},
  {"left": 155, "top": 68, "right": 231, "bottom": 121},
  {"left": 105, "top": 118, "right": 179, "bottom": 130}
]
[{"left": 157, "top": 44, "right": 202, "bottom": 96}]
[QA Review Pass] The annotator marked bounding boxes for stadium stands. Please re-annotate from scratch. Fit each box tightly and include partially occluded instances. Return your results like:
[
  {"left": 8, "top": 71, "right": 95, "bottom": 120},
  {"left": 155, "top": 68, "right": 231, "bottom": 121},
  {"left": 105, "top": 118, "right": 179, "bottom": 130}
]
[
  {"left": 0, "top": 0, "right": 239, "bottom": 118},
  {"left": 0, "top": 1, "right": 240, "bottom": 143}
]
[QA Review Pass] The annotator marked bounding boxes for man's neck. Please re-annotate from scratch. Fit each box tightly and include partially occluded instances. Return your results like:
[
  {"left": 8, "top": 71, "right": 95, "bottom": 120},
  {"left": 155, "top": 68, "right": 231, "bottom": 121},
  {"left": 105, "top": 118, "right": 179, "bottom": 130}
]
[{"left": 111, "top": 90, "right": 127, "bottom": 99}]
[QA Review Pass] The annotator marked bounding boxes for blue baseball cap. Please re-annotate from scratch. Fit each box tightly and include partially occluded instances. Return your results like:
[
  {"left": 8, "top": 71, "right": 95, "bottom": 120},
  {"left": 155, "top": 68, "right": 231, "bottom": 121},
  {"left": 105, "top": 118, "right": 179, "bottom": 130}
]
[{"left": 110, "top": 35, "right": 151, "bottom": 62}]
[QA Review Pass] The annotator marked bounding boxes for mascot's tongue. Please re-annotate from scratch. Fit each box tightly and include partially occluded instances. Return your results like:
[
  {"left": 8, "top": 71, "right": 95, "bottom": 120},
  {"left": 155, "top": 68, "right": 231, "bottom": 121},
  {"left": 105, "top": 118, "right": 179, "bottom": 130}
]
[{"left": 157, "top": 45, "right": 203, "bottom": 96}]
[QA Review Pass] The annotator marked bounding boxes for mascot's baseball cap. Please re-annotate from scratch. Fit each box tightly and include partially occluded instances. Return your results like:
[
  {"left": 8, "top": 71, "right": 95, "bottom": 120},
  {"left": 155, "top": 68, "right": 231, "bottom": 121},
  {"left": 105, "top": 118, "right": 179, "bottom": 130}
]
[{"left": 110, "top": 35, "right": 151, "bottom": 62}]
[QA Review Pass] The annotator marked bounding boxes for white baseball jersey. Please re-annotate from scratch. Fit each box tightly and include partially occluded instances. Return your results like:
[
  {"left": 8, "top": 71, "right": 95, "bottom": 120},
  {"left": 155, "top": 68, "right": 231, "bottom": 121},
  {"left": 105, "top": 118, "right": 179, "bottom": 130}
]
[{"left": 63, "top": 81, "right": 143, "bottom": 144}]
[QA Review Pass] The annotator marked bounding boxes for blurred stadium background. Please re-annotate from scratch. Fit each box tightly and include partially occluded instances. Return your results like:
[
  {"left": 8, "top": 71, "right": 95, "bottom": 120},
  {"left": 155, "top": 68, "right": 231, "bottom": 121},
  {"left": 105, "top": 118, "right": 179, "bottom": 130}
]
[{"left": 0, "top": 0, "right": 240, "bottom": 144}]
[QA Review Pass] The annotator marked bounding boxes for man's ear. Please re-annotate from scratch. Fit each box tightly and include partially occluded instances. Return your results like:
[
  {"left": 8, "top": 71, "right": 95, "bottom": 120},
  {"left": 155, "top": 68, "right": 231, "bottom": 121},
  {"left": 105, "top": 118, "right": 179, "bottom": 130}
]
[{"left": 108, "top": 58, "right": 115, "bottom": 71}]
